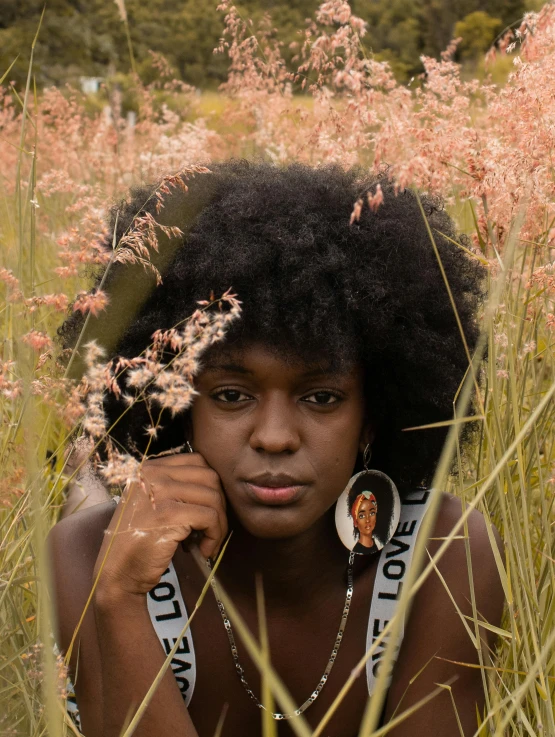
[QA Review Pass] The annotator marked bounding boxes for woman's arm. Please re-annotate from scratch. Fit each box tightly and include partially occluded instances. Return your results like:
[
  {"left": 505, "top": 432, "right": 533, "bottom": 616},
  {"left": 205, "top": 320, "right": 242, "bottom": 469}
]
[
  {"left": 383, "top": 494, "right": 505, "bottom": 736},
  {"left": 48, "top": 503, "right": 198, "bottom": 737},
  {"left": 93, "top": 586, "right": 197, "bottom": 737},
  {"left": 49, "top": 451, "right": 227, "bottom": 737}
]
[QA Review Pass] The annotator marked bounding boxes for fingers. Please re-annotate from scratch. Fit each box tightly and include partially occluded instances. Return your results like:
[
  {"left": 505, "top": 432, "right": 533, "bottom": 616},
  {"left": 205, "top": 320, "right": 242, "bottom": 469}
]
[
  {"left": 142, "top": 453, "right": 225, "bottom": 499},
  {"left": 160, "top": 482, "right": 227, "bottom": 542},
  {"left": 145, "top": 464, "right": 222, "bottom": 493},
  {"left": 118, "top": 498, "right": 226, "bottom": 560},
  {"left": 122, "top": 478, "right": 223, "bottom": 515},
  {"left": 146, "top": 451, "right": 209, "bottom": 468},
  {"left": 141, "top": 465, "right": 226, "bottom": 512},
  {"left": 158, "top": 500, "right": 226, "bottom": 559},
  {"left": 118, "top": 452, "right": 228, "bottom": 559}
]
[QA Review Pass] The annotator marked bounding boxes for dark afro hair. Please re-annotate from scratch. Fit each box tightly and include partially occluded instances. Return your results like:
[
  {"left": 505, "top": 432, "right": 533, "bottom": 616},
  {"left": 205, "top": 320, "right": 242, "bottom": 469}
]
[{"left": 59, "top": 160, "right": 485, "bottom": 494}]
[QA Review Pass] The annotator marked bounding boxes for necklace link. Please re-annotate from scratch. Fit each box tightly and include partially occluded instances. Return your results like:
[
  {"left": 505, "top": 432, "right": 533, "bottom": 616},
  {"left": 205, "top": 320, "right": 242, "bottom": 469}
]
[{"left": 208, "top": 551, "right": 355, "bottom": 720}]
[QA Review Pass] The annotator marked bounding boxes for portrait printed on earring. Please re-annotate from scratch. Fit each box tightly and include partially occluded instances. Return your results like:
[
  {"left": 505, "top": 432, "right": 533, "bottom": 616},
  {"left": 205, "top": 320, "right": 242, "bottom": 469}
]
[{"left": 335, "top": 471, "right": 401, "bottom": 556}]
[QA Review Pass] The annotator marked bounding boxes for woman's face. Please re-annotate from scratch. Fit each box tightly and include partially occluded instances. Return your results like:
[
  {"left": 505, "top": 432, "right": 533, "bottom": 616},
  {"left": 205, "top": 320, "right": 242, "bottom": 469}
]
[
  {"left": 355, "top": 498, "right": 377, "bottom": 543},
  {"left": 191, "top": 342, "right": 368, "bottom": 539}
]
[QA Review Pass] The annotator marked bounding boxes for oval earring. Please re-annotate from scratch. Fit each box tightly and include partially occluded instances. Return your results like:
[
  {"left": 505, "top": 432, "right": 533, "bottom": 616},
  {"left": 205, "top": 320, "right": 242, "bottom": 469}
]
[{"left": 335, "top": 444, "right": 401, "bottom": 556}]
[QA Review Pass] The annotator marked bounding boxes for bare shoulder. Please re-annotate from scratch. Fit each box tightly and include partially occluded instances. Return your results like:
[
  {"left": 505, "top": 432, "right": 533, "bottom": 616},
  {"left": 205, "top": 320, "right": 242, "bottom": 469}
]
[
  {"left": 47, "top": 501, "right": 116, "bottom": 663},
  {"left": 422, "top": 491, "right": 504, "bottom": 624},
  {"left": 383, "top": 492, "right": 505, "bottom": 734},
  {"left": 433, "top": 490, "right": 500, "bottom": 539},
  {"left": 49, "top": 499, "right": 116, "bottom": 554},
  {"left": 431, "top": 491, "right": 503, "bottom": 582}
]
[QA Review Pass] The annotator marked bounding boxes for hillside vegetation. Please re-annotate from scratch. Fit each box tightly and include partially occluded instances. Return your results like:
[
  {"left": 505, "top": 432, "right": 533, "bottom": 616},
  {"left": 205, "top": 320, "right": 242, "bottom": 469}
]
[{"left": 0, "top": 0, "right": 537, "bottom": 88}]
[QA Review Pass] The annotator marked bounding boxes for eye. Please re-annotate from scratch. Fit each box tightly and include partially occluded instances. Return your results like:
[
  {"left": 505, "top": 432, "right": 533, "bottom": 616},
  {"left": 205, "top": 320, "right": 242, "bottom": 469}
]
[
  {"left": 211, "top": 388, "right": 252, "bottom": 403},
  {"left": 302, "top": 391, "right": 342, "bottom": 405}
]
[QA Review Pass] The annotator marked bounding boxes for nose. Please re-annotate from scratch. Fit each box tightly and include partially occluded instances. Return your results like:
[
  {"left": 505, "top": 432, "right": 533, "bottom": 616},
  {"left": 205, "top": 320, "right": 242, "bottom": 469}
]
[{"left": 248, "top": 392, "right": 301, "bottom": 455}]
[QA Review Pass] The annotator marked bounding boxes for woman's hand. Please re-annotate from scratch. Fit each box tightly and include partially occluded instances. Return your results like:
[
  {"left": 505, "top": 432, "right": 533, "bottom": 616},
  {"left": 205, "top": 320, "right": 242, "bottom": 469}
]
[{"left": 93, "top": 452, "right": 227, "bottom": 602}]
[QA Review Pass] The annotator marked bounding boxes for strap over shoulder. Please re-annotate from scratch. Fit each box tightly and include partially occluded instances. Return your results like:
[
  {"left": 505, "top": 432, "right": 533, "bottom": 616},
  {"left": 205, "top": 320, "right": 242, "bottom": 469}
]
[
  {"left": 146, "top": 561, "right": 197, "bottom": 707},
  {"left": 366, "top": 488, "right": 434, "bottom": 695}
]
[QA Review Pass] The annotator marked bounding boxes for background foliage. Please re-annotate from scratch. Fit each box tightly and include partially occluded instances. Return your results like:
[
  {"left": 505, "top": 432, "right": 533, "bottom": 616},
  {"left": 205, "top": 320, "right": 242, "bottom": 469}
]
[{"left": 0, "top": 0, "right": 543, "bottom": 88}]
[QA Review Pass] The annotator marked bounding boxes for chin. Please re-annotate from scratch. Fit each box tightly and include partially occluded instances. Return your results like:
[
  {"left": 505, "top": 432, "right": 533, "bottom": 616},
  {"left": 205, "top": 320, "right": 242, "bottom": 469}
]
[{"left": 233, "top": 505, "right": 319, "bottom": 540}]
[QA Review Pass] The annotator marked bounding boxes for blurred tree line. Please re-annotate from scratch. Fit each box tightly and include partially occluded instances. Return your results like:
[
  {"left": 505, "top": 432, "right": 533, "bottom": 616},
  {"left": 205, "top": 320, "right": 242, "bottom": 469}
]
[{"left": 0, "top": 0, "right": 541, "bottom": 89}]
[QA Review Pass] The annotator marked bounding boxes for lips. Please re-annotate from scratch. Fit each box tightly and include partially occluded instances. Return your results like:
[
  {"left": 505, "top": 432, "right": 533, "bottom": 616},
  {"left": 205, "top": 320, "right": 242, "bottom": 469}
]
[{"left": 243, "top": 472, "right": 308, "bottom": 506}]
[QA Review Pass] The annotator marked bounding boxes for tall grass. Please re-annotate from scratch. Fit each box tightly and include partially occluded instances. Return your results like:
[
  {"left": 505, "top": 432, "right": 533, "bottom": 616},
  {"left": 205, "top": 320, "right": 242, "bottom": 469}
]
[{"left": 1, "top": 1, "right": 554, "bottom": 735}]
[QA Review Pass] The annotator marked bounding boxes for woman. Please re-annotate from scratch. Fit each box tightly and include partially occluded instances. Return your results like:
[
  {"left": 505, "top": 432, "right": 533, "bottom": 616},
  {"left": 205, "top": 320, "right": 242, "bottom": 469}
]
[
  {"left": 351, "top": 492, "right": 379, "bottom": 553},
  {"left": 49, "top": 161, "right": 504, "bottom": 737}
]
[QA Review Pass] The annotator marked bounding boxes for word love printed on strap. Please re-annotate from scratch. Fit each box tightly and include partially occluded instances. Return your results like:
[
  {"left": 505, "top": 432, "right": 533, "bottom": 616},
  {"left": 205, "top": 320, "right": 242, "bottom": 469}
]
[
  {"left": 366, "top": 488, "right": 433, "bottom": 695},
  {"left": 147, "top": 562, "right": 197, "bottom": 706}
]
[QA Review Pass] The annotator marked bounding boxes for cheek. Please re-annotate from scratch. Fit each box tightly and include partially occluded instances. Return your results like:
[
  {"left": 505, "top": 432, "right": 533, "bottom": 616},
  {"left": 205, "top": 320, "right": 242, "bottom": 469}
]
[
  {"left": 314, "top": 409, "right": 365, "bottom": 478},
  {"left": 189, "top": 399, "right": 241, "bottom": 470}
]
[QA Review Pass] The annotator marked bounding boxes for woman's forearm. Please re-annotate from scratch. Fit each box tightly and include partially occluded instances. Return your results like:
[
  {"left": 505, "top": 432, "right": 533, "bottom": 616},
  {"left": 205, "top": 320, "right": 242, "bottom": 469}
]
[{"left": 93, "top": 589, "right": 198, "bottom": 737}]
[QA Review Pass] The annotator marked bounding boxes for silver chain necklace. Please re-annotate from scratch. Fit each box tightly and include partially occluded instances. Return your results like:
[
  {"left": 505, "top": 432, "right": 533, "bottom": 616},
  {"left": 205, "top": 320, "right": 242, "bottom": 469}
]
[{"left": 208, "top": 551, "right": 355, "bottom": 720}]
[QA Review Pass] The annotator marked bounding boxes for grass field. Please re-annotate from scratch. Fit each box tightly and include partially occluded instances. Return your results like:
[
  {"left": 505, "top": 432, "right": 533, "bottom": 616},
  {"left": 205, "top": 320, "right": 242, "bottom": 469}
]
[{"left": 1, "top": 2, "right": 554, "bottom": 736}]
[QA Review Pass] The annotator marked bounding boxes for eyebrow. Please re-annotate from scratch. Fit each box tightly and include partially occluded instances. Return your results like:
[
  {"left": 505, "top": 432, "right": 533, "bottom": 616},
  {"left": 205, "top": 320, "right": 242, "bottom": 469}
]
[
  {"left": 202, "top": 363, "right": 342, "bottom": 378},
  {"left": 203, "top": 363, "right": 252, "bottom": 375}
]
